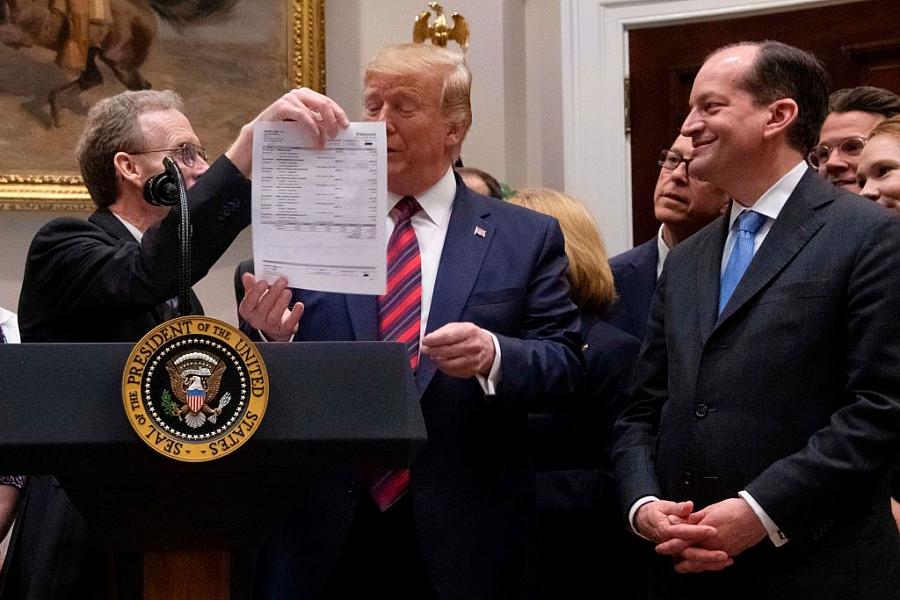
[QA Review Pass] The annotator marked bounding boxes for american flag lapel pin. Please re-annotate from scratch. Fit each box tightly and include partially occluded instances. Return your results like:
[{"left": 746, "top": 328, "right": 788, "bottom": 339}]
[{"left": 474, "top": 225, "right": 487, "bottom": 238}]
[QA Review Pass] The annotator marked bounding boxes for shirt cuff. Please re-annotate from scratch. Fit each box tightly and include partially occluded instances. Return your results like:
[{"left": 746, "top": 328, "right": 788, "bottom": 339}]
[
  {"left": 628, "top": 495, "right": 660, "bottom": 540},
  {"left": 257, "top": 329, "right": 294, "bottom": 343},
  {"left": 475, "top": 331, "right": 501, "bottom": 396},
  {"left": 0, "top": 475, "right": 26, "bottom": 489},
  {"left": 738, "top": 490, "right": 788, "bottom": 547}
]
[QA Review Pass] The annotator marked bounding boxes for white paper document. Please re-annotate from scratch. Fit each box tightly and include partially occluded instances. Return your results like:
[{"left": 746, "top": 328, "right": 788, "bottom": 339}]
[{"left": 251, "top": 121, "right": 388, "bottom": 295}]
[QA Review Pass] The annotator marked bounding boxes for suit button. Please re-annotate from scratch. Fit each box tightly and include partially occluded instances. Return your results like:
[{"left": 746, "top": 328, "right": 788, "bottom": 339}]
[
  {"left": 695, "top": 404, "right": 709, "bottom": 418},
  {"left": 683, "top": 470, "right": 694, "bottom": 486}
]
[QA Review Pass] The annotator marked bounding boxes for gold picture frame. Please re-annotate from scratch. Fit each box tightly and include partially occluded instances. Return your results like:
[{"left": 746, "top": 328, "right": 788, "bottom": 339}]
[{"left": 0, "top": 0, "right": 325, "bottom": 212}]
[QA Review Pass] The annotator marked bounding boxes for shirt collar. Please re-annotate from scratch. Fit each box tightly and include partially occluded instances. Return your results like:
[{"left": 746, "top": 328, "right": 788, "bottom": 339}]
[
  {"left": 388, "top": 167, "right": 456, "bottom": 228},
  {"left": 112, "top": 213, "right": 144, "bottom": 243},
  {"left": 0, "top": 306, "right": 14, "bottom": 328},
  {"left": 728, "top": 160, "right": 807, "bottom": 227},
  {"left": 656, "top": 225, "right": 670, "bottom": 278}
]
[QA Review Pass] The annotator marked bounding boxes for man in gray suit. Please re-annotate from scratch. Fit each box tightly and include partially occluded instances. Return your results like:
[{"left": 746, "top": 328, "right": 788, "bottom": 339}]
[{"left": 614, "top": 41, "right": 900, "bottom": 599}]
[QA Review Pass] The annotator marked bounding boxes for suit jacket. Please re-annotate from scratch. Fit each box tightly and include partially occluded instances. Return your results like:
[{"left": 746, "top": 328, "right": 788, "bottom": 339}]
[
  {"left": 529, "top": 312, "right": 643, "bottom": 599},
  {"left": 17, "top": 157, "right": 250, "bottom": 343},
  {"left": 614, "top": 170, "right": 900, "bottom": 599},
  {"left": 529, "top": 312, "right": 639, "bottom": 486},
  {"left": 245, "top": 178, "right": 584, "bottom": 600},
  {"left": 606, "top": 239, "right": 658, "bottom": 340},
  {"left": 1, "top": 157, "right": 252, "bottom": 600}
]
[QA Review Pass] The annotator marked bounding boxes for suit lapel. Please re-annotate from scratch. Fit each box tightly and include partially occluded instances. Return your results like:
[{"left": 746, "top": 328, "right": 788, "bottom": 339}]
[
  {"left": 416, "top": 186, "right": 494, "bottom": 394},
  {"left": 89, "top": 209, "right": 203, "bottom": 320},
  {"left": 697, "top": 214, "right": 730, "bottom": 343},
  {"left": 89, "top": 208, "right": 135, "bottom": 242},
  {"left": 711, "top": 171, "right": 831, "bottom": 334},
  {"left": 625, "top": 240, "right": 658, "bottom": 298}
]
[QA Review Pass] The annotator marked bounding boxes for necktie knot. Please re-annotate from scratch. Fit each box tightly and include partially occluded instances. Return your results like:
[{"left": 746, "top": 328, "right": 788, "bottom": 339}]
[
  {"left": 391, "top": 196, "right": 421, "bottom": 225},
  {"left": 736, "top": 210, "right": 766, "bottom": 234}
]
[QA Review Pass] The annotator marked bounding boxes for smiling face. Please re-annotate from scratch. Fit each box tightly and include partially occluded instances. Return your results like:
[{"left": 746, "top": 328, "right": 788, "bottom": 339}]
[
  {"left": 362, "top": 71, "right": 459, "bottom": 197},
  {"left": 680, "top": 45, "right": 773, "bottom": 192},
  {"left": 654, "top": 135, "right": 728, "bottom": 243},
  {"left": 816, "top": 110, "right": 885, "bottom": 192},
  {"left": 856, "top": 134, "right": 900, "bottom": 215}
]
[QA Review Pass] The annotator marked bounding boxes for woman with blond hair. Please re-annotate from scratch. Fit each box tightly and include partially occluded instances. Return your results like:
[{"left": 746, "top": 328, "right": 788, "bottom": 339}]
[
  {"left": 857, "top": 114, "right": 900, "bottom": 216},
  {"left": 854, "top": 115, "right": 900, "bottom": 531},
  {"left": 508, "top": 187, "right": 643, "bottom": 599}
]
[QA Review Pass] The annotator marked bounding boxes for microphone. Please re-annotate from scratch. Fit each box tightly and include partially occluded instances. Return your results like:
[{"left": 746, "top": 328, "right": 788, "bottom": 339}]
[
  {"left": 143, "top": 159, "right": 181, "bottom": 206},
  {"left": 141, "top": 156, "right": 194, "bottom": 318}
]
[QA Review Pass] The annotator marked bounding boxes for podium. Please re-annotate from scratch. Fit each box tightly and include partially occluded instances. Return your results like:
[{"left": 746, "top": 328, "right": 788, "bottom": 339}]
[{"left": 0, "top": 341, "right": 425, "bottom": 598}]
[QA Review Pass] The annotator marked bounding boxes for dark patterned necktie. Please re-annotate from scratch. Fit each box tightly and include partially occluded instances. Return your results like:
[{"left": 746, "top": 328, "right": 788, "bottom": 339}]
[
  {"left": 378, "top": 196, "right": 423, "bottom": 370},
  {"left": 0, "top": 326, "right": 6, "bottom": 344},
  {"left": 370, "top": 196, "right": 422, "bottom": 511}
]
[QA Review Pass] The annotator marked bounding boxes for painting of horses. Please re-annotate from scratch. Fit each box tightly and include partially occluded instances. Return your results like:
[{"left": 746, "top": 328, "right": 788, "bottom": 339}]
[{"left": 0, "top": 0, "right": 324, "bottom": 210}]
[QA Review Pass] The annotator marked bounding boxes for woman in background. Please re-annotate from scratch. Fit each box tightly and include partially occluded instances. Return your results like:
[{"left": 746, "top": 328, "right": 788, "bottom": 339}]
[
  {"left": 854, "top": 115, "right": 900, "bottom": 530},
  {"left": 508, "top": 188, "right": 644, "bottom": 599},
  {"left": 857, "top": 114, "right": 900, "bottom": 216}
]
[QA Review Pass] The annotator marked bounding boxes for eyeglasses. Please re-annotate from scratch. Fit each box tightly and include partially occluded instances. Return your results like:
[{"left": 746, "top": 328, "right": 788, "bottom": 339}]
[
  {"left": 806, "top": 137, "right": 867, "bottom": 169},
  {"left": 131, "top": 143, "right": 208, "bottom": 168},
  {"left": 658, "top": 148, "right": 694, "bottom": 173}
]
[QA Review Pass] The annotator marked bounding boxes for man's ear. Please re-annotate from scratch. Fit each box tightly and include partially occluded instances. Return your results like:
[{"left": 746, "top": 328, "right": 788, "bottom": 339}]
[
  {"left": 764, "top": 98, "right": 799, "bottom": 141},
  {"left": 113, "top": 151, "right": 142, "bottom": 186},
  {"left": 445, "top": 120, "right": 464, "bottom": 149}
]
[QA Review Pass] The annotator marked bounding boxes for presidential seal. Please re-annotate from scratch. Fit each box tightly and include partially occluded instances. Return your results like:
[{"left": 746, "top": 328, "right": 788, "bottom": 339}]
[{"left": 122, "top": 316, "right": 268, "bottom": 462}]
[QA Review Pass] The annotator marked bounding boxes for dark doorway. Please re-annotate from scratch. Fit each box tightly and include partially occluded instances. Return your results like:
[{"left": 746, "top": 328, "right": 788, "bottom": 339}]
[{"left": 628, "top": 0, "right": 900, "bottom": 245}]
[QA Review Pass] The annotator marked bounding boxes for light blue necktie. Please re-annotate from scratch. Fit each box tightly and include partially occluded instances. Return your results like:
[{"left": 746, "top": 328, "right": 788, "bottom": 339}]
[{"left": 719, "top": 210, "right": 767, "bottom": 314}]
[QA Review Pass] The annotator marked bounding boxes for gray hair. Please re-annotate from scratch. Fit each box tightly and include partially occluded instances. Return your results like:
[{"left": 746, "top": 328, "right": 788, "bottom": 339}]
[{"left": 77, "top": 90, "right": 185, "bottom": 208}]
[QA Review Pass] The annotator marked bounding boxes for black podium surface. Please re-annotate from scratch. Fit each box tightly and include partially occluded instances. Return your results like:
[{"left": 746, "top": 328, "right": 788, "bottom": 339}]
[{"left": 0, "top": 341, "right": 425, "bottom": 550}]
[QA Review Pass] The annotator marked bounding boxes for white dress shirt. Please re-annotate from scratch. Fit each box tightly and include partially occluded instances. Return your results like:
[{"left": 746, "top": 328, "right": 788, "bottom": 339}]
[
  {"left": 656, "top": 225, "right": 671, "bottom": 279},
  {"left": 0, "top": 307, "right": 19, "bottom": 343},
  {"left": 629, "top": 161, "right": 808, "bottom": 547},
  {"left": 388, "top": 167, "right": 501, "bottom": 394},
  {"left": 114, "top": 213, "right": 144, "bottom": 243}
]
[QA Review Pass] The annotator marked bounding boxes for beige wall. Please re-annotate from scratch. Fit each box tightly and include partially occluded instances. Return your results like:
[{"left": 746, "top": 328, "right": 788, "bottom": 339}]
[
  {"left": 0, "top": 0, "right": 567, "bottom": 324},
  {"left": 326, "top": 0, "right": 563, "bottom": 189}
]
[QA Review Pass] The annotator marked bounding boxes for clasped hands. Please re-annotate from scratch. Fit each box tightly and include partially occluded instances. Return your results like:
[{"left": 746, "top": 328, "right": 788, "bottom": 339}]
[
  {"left": 239, "top": 274, "right": 496, "bottom": 378},
  {"left": 635, "top": 497, "right": 767, "bottom": 574}
]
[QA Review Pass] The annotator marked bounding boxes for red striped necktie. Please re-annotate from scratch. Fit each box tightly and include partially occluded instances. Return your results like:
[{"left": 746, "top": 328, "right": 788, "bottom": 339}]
[{"left": 370, "top": 196, "right": 421, "bottom": 511}]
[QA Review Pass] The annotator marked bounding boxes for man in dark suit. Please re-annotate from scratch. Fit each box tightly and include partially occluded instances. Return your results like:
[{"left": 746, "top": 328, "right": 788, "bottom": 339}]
[
  {"left": 238, "top": 43, "right": 583, "bottom": 599},
  {"left": 2, "top": 87, "right": 347, "bottom": 598},
  {"left": 607, "top": 135, "right": 727, "bottom": 339},
  {"left": 614, "top": 41, "right": 900, "bottom": 599}
]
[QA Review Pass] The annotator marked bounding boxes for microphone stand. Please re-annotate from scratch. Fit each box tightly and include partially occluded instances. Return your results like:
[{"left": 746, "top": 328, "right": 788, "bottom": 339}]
[{"left": 160, "top": 156, "right": 193, "bottom": 317}]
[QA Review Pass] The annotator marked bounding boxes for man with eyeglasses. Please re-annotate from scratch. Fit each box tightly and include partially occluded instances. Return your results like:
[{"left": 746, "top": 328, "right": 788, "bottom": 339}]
[
  {"left": 811, "top": 86, "right": 900, "bottom": 192},
  {"left": 607, "top": 135, "right": 728, "bottom": 340},
  {"left": 4, "top": 88, "right": 346, "bottom": 598}
]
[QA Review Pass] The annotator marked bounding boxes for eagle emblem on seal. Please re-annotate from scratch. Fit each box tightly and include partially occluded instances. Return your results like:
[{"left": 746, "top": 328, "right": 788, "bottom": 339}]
[{"left": 165, "top": 351, "right": 232, "bottom": 429}]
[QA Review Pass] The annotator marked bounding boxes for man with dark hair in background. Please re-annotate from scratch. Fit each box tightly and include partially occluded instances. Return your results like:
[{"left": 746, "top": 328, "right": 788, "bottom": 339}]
[
  {"left": 810, "top": 85, "right": 900, "bottom": 192},
  {"left": 607, "top": 134, "right": 728, "bottom": 340},
  {"left": 614, "top": 41, "right": 900, "bottom": 599}
]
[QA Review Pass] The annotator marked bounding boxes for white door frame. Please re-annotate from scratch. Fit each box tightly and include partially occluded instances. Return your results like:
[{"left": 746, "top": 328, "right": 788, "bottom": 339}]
[{"left": 560, "top": 0, "right": 859, "bottom": 253}]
